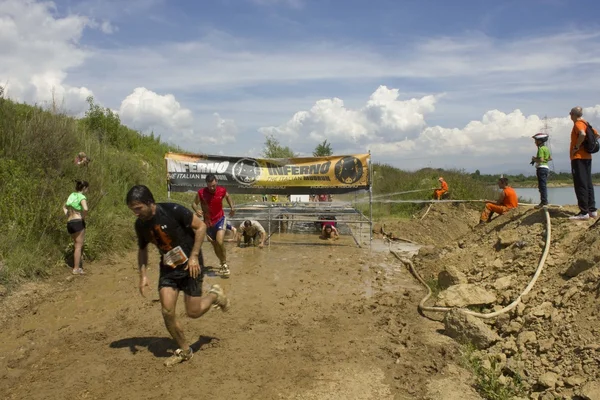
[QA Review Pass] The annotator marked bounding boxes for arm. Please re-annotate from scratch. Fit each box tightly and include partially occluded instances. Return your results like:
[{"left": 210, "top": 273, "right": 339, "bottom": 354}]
[
  {"left": 225, "top": 193, "right": 235, "bottom": 217},
  {"left": 63, "top": 203, "right": 69, "bottom": 217},
  {"left": 187, "top": 214, "right": 206, "bottom": 278},
  {"left": 138, "top": 246, "right": 149, "bottom": 297},
  {"left": 191, "top": 193, "right": 203, "bottom": 217},
  {"left": 573, "top": 130, "right": 586, "bottom": 153},
  {"left": 496, "top": 191, "right": 505, "bottom": 206},
  {"left": 80, "top": 199, "right": 88, "bottom": 219},
  {"left": 331, "top": 226, "right": 340, "bottom": 240}
]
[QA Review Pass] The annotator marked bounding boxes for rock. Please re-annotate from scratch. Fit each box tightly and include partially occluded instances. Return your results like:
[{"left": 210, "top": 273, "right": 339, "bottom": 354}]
[
  {"left": 443, "top": 309, "right": 501, "bottom": 349},
  {"left": 493, "top": 275, "right": 514, "bottom": 291},
  {"left": 537, "top": 371, "right": 558, "bottom": 389},
  {"left": 502, "top": 339, "right": 518, "bottom": 356},
  {"left": 531, "top": 301, "right": 554, "bottom": 318},
  {"left": 436, "top": 284, "right": 497, "bottom": 308},
  {"left": 560, "top": 286, "right": 579, "bottom": 306},
  {"left": 538, "top": 338, "right": 555, "bottom": 354},
  {"left": 564, "top": 258, "right": 597, "bottom": 278},
  {"left": 502, "top": 357, "right": 524, "bottom": 377},
  {"left": 579, "top": 381, "right": 600, "bottom": 400},
  {"left": 517, "top": 331, "right": 537, "bottom": 348},
  {"left": 505, "top": 321, "right": 522, "bottom": 335},
  {"left": 0, "top": 284, "right": 6, "bottom": 297},
  {"left": 438, "top": 266, "right": 468, "bottom": 289},
  {"left": 565, "top": 376, "right": 586, "bottom": 388},
  {"left": 458, "top": 240, "right": 467, "bottom": 249},
  {"left": 418, "top": 245, "right": 437, "bottom": 257},
  {"left": 498, "top": 231, "right": 519, "bottom": 247},
  {"left": 492, "top": 258, "right": 503, "bottom": 269}
]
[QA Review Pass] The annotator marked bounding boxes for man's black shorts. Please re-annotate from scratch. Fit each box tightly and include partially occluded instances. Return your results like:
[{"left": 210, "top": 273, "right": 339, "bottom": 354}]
[{"left": 158, "top": 267, "right": 203, "bottom": 296}]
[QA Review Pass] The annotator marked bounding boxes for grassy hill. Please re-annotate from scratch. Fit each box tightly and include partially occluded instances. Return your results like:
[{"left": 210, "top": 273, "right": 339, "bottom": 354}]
[{"left": 0, "top": 96, "right": 176, "bottom": 285}]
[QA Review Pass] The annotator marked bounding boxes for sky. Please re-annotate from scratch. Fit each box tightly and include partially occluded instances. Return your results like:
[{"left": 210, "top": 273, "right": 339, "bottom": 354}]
[{"left": 2, "top": 0, "right": 600, "bottom": 174}]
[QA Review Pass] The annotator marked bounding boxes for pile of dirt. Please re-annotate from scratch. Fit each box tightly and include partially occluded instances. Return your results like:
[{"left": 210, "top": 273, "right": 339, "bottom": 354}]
[
  {"left": 373, "top": 203, "right": 481, "bottom": 246},
  {"left": 411, "top": 205, "right": 600, "bottom": 399}
]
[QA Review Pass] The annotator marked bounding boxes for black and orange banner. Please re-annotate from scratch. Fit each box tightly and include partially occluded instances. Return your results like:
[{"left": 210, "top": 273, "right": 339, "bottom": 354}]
[{"left": 165, "top": 152, "right": 371, "bottom": 194}]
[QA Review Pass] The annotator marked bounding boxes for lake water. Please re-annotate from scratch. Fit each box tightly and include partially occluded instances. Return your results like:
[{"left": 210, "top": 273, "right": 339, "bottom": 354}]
[{"left": 515, "top": 186, "right": 600, "bottom": 205}]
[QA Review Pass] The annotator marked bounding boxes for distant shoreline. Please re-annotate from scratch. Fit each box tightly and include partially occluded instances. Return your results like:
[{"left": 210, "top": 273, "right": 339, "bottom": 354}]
[{"left": 512, "top": 182, "right": 600, "bottom": 188}]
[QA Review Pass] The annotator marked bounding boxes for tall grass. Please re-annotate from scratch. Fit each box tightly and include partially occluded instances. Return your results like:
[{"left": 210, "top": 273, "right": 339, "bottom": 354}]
[{"left": 0, "top": 96, "right": 174, "bottom": 285}]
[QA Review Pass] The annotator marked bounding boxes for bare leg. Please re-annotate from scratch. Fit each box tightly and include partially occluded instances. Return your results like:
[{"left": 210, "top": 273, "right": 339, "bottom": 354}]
[
  {"left": 211, "top": 229, "right": 227, "bottom": 264},
  {"left": 184, "top": 293, "right": 218, "bottom": 318},
  {"left": 159, "top": 287, "right": 189, "bottom": 352},
  {"left": 71, "top": 229, "right": 85, "bottom": 271}
]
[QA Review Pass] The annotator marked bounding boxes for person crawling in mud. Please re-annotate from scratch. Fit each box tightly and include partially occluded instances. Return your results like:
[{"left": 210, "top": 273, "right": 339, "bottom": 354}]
[
  {"left": 320, "top": 223, "right": 339, "bottom": 240},
  {"left": 126, "top": 185, "right": 230, "bottom": 367},
  {"left": 478, "top": 177, "right": 518, "bottom": 225},
  {"left": 237, "top": 220, "right": 266, "bottom": 248}
]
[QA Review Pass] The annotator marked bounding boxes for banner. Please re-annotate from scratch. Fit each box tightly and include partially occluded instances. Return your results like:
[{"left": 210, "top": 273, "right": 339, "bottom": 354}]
[{"left": 165, "top": 152, "right": 371, "bottom": 194}]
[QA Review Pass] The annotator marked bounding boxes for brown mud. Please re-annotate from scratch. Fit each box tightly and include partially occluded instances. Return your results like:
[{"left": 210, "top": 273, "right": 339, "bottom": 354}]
[{"left": 0, "top": 230, "right": 478, "bottom": 400}]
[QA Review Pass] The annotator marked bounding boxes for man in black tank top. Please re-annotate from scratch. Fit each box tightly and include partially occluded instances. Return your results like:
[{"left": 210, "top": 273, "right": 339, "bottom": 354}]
[{"left": 126, "top": 185, "right": 230, "bottom": 367}]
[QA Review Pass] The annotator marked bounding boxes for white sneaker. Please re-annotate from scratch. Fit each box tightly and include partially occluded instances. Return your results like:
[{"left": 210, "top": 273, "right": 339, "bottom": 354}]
[
  {"left": 208, "top": 284, "right": 230, "bottom": 312},
  {"left": 590, "top": 211, "right": 598, "bottom": 218},
  {"left": 569, "top": 213, "right": 590, "bottom": 221},
  {"left": 219, "top": 263, "right": 230, "bottom": 278}
]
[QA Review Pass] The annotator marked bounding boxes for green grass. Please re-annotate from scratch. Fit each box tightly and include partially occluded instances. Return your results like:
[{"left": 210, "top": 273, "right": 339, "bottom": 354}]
[
  {"left": 460, "top": 345, "right": 525, "bottom": 400},
  {"left": 426, "top": 278, "right": 442, "bottom": 298},
  {"left": 0, "top": 96, "right": 175, "bottom": 286}
]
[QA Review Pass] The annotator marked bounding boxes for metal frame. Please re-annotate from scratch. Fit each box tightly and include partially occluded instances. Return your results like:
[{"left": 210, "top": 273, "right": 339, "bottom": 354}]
[{"left": 226, "top": 200, "right": 372, "bottom": 248}]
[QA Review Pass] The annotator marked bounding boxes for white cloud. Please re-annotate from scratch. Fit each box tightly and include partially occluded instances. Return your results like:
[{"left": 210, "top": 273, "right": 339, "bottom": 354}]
[
  {"left": 259, "top": 85, "right": 437, "bottom": 145},
  {"left": 258, "top": 86, "right": 600, "bottom": 173},
  {"left": 118, "top": 87, "right": 193, "bottom": 135},
  {"left": 0, "top": 0, "right": 120, "bottom": 113},
  {"left": 117, "top": 87, "right": 238, "bottom": 148},
  {"left": 87, "top": 19, "right": 118, "bottom": 34}
]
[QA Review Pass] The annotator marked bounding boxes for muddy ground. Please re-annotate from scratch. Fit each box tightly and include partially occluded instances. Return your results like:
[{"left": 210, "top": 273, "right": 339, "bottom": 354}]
[
  {"left": 3, "top": 202, "right": 597, "bottom": 399},
  {"left": 0, "top": 229, "right": 482, "bottom": 400}
]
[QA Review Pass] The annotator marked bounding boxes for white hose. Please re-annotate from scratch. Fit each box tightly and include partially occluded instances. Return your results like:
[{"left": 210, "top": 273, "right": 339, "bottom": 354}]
[{"left": 392, "top": 207, "right": 551, "bottom": 319}]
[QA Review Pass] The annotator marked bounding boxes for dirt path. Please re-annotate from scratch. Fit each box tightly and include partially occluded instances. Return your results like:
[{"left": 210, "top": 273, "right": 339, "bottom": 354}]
[{"left": 0, "top": 233, "right": 476, "bottom": 400}]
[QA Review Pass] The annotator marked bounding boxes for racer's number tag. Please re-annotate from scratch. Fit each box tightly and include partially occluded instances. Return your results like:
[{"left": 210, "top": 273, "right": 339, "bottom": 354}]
[{"left": 162, "top": 246, "right": 188, "bottom": 268}]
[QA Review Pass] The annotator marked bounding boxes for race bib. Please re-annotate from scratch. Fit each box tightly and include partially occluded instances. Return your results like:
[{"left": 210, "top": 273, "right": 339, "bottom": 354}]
[{"left": 162, "top": 246, "right": 188, "bottom": 268}]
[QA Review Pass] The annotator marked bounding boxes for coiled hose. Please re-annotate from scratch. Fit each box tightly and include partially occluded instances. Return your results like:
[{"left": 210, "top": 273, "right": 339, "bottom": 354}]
[{"left": 391, "top": 207, "right": 551, "bottom": 319}]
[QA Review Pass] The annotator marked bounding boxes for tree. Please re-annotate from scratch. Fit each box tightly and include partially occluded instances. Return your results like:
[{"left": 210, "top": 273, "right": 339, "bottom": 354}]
[
  {"left": 262, "top": 135, "right": 295, "bottom": 158},
  {"left": 313, "top": 139, "right": 333, "bottom": 157}
]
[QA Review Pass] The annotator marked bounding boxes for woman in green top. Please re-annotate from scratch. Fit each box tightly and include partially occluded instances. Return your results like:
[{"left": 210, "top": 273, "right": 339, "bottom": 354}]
[{"left": 63, "top": 180, "right": 89, "bottom": 275}]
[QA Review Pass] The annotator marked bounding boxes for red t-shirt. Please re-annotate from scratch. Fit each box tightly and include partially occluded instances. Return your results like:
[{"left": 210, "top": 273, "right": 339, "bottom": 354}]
[{"left": 198, "top": 186, "right": 227, "bottom": 226}]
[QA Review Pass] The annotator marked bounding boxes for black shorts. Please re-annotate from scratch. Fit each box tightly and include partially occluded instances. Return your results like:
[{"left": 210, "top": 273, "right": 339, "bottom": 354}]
[
  {"left": 158, "top": 253, "right": 204, "bottom": 297},
  {"left": 67, "top": 220, "right": 86, "bottom": 234},
  {"left": 159, "top": 267, "right": 203, "bottom": 297}
]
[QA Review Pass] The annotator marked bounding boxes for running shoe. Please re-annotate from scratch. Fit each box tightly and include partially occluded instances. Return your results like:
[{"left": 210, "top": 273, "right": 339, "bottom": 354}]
[
  {"left": 220, "top": 263, "right": 231, "bottom": 278},
  {"left": 164, "top": 348, "right": 193, "bottom": 367},
  {"left": 590, "top": 211, "right": 598, "bottom": 218},
  {"left": 569, "top": 213, "right": 590, "bottom": 221},
  {"left": 209, "top": 284, "right": 230, "bottom": 312}
]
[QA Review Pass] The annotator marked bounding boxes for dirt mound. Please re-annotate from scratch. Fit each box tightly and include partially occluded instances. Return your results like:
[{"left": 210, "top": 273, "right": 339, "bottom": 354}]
[
  {"left": 412, "top": 205, "right": 600, "bottom": 398},
  {"left": 373, "top": 203, "right": 480, "bottom": 246}
]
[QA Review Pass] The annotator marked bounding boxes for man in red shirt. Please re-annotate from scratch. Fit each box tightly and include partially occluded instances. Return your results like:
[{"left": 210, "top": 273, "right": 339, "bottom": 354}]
[{"left": 192, "top": 174, "right": 236, "bottom": 277}]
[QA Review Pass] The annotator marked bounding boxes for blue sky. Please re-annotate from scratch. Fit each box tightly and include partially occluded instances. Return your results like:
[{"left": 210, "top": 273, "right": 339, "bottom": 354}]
[{"left": 3, "top": 0, "right": 600, "bottom": 173}]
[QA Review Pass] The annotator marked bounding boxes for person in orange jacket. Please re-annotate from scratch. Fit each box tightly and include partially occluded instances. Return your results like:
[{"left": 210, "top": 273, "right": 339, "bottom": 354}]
[
  {"left": 433, "top": 177, "right": 448, "bottom": 200},
  {"left": 479, "top": 177, "right": 518, "bottom": 224}
]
